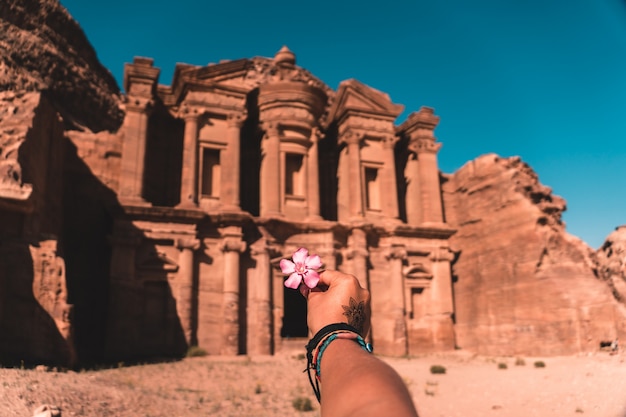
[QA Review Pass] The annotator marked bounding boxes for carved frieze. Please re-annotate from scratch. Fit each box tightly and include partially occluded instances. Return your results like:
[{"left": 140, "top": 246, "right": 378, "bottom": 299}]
[{"left": 185, "top": 91, "right": 246, "bottom": 112}]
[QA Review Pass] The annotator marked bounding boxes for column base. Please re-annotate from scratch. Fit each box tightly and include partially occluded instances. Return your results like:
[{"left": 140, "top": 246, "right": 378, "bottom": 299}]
[
  {"left": 176, "top": 201, "right": 199, "bottom": 210},
  {"left": 119, "top": 196, "right": 151, "bottom": 207}
]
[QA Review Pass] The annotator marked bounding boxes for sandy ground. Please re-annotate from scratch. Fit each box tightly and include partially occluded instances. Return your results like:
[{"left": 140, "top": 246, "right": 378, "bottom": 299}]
[{"left": 1, "top": 349, "right": 625, "bottom": 417}]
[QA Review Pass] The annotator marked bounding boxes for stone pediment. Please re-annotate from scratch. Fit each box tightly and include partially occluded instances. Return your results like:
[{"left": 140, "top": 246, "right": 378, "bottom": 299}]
[
  {"left": 170, "top": 56, "right": 332, "bottom": 99},
  {"left": 327, "top": 79, "right": 404, "bottom": 124}
]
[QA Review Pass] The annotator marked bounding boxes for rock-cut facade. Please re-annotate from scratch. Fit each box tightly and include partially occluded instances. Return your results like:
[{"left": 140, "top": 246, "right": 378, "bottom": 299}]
[{"left": 104, "top": 47, "right": 456, "bottom": 359}]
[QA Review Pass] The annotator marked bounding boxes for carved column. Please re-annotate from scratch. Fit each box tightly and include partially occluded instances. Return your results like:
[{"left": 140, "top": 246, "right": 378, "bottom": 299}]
[
  {"left": 404, "top": 150, "right": 423, "bottom": 225},
  {"left": 178, "top": 106, "right": 202, "bottom": 208},
  {"left": 176, "top": 237, "right": 200, "bottom": 347},
  {"left": 260, "top": 122, "right": 281, "bottom": 216},
  {"left": 220, "top": 227, "right": 246, "bottom": 355},
  {"left": 248, "top": 240, "right": 272, "bottom": 355},
  {"left": 382, "top": 135, "right": 400, "bottom": 219},
  {"left": 417, "top": 139, "right": 443, "bottom": 223},
  {"left": 306, "top": 127, "right": 322, "bottom": 220},
  {"left": 386, "top": 245, "right": 408, "bottom": 356},
  {"left": 429, "top": 248, "right": 455, "bottom": 315},
  {"left": 317, "top": 246, "right": 337, "bottom": 270},
  {"left": 346, "top": 132, "right": 364, "bottom": 219},
  {"left": 347, "top": 228, "right": 369, "bottom": 289},
  {"left": 222, "top": 112, "right": 246, "bottom": 209},
  {"left": 120, "top": 97, "right": 152, "bottom": 204}
]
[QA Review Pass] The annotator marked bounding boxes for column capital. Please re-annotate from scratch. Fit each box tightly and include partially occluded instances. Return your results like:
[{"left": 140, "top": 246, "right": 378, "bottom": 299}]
[
  {"left": 385, "top": 245, "right": 407, "bottom": 261},
  {"left": 310, "top": 126, "right": 325, "bottom": 143},
  {"left": 179, "top": 103, "right": 205, "bottom": 121},
  {"left": 227, "top": 111, "right": 247, "bottom": 128},
  {"left": 261, "top": 121, "right": 279, "bottom": 138},
  {"left": 125, "top": 96, "right": 154, "bottom": 114},
  {"left": 412, "top": 138, "right": 442, "bottom": 154},
  {"left": 220, "top": 239, "right": 247, "bottom": 253},
  {"left": 176, "top": 237, "right": 200, "bottom": 251},
  {"left": 382, "top": 134, "right": 399, "bottom": 149},
  {"left": 341, "top": 130, "right": 364, "bottom": 146},
  {"left": 345, "top": 248, "right": 369, "bottom": 260},
  {"left": 429, "top": 247, "right": 455, "bottom": 262},
  {"left": 249, "top": 240, "right": 268, "bottom": 257}
]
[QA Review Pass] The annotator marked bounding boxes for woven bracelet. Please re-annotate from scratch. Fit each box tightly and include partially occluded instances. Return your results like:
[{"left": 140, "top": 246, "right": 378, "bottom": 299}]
[{"left": 304, "top": 323, "right": 372, "bottom": 403}]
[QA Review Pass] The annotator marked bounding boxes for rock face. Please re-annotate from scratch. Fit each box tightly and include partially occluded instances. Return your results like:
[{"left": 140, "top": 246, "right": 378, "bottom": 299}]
[
  {"left": 0, "top": 0, "right": 122, "bottom": 366},
  {"left": 597, "top": 226, "right": 626, "bottom": 302},
  {"left": 0, "top": 91, "right": 75, "bottom": 366},
  {"left": 0, "top": 0, "right": 123, "bottom": 132},
  {"left": 442, "top": 154, "right": 626, "bottom": 355}
]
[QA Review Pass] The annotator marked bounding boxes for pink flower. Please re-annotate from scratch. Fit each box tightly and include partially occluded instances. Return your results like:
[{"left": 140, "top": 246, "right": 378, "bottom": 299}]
[{"left": 280, "top": 247, "right": 322, "bottom": 289}]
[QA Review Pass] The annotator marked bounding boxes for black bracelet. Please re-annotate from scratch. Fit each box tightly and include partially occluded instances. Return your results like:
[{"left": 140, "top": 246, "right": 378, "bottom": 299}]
[
  {"left": 304, "top": 323, "right": 363, "bottom": 403},
  {"left": 305, "top": 323, "right": 362, "bottom": 367}
]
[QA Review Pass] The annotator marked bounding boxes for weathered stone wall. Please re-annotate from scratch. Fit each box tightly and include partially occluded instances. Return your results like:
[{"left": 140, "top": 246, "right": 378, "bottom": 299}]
[
  {"left": 442, "top": 154, "right": 626, "bottom": 355},
  {"left": 0, "top": 92, "right": 74, "bottom": 366}
]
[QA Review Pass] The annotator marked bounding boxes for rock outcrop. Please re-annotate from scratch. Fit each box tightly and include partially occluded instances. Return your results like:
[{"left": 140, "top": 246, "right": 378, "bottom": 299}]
[
  {"left": 596, "top": 226, "right": 626, "bottom": 302},
  {"left": 442, "top": 154, "right": 626, "bottom": 356},
  {"left": 0, "top": 0, "right": 123, "bottom": 132},
  {"left": 0, "top": 0, "right": 122, "bottom": 366}
]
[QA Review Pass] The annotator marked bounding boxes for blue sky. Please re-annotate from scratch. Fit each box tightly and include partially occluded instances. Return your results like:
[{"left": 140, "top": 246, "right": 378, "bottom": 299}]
[{"left": 60, "top": 0, "right": 626, "bottom": 249}]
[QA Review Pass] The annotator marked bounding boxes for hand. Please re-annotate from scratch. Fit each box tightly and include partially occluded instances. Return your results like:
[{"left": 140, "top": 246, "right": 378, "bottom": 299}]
[{"left": 304, "top": 270, "right": 371, "bottom": 337}]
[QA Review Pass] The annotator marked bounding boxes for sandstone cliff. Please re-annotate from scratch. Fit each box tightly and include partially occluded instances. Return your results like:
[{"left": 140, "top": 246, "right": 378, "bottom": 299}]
[
  {"left": 442, "top": 154, "right": 626, "bottom": 356},
  {"left": 596, "top": 225, "right": 626, "bottom": 303},
  {"left": 0, "top": 0, "right": 123, "bottom": 132},
  {"left": 0, "top": 0, "right": 123, "bottom": 366}
]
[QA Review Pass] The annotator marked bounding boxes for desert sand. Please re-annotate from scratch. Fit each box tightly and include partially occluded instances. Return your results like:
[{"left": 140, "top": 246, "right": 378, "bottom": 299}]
[{"left": 1, "top": 349, "right": 625, "bottom": 417}]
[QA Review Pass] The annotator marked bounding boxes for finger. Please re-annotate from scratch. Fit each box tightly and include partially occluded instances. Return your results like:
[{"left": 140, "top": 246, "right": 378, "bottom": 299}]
[
  {"left": 316, "top": 270, "right": 361, "bottom": 290},
  {"left": 299, "top": 284, "right": 311, "bottom": 298},
  {"left": 316, "top": 269, "right": 348, "bottom": 288}
]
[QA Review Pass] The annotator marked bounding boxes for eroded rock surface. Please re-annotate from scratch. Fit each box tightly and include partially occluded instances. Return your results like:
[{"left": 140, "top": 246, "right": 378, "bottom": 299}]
[
  {"left": 0, "top": 0, "right": 123, "bottom": 132},
  {"left": 442, "top": 154, "right": 626, "bottom": 355},
  {"left": 596, "top": 226, "right": 626, "bottom": 302}
]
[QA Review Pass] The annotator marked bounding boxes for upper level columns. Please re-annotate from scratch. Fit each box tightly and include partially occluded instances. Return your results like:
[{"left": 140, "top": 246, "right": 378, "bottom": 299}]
[
  {"left": 346, "top": 131, "right": 364, "bottom": 219},
  {"left": 222, "top": 112, "right": 246, "bottom": 210},
  {"left": 416, "top": 139, "right": 443, "bottom": 223},
  {"left": 382, "top": 135, "right": 400, "bottom": 220},
  {"left": 260, "top": 122, "right": 282, "bottom": 217},
  {"left": 120, "top": 97, "right": 152, "bottom": 205},
  {"left": 306, "top": 128, "right": 322, "bottom": 220},
  {"left": 399, "top": 107, "right": 444, "bottom": 225},
  {"left": 120, "top": 57, "right": 159, "bottom": 205},
  {"left": 178, "top": 105, "right": 203, "bottom": 208},
  {"left": 404, "top": 151, "right": 423, "bottom": 225}
]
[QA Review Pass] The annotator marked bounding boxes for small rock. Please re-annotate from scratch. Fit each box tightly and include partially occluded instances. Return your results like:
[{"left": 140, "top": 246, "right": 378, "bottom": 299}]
[{"left": 33, "top": 404, "right": 61, "bottom": 417}]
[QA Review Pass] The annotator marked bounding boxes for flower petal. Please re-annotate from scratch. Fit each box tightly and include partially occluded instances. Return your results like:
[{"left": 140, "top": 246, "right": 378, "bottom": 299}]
[
  {"left": 305, "top": 254, "right": 322, "bottom": 270},
  {"left": 280, "top": 259, "right": 295, "bottom": 274},
  {"left": 292, "top": 248, "right": 308, "bottom": 264},
  {"left": 303, "top": 271, "right": 320, "bottom": 289},
  {"left": 284, "top": 272, "right": 302, "bottom": 289}
]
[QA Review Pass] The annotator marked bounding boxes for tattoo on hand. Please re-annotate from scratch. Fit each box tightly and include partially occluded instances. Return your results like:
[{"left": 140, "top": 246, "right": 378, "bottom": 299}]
[{"left": 342, "top": 297, "right": 366, "bottom": 334}]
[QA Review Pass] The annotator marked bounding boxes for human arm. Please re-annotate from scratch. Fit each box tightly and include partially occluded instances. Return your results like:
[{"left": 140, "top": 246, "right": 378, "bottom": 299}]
[{"left": 305, "top": 270, "right": 419, "bottom": 417}]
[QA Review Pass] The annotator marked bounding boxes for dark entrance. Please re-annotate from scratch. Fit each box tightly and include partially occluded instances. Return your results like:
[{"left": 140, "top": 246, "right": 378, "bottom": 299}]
[{"left": 281, "top": 287, "right": 308, "bottom": 337}]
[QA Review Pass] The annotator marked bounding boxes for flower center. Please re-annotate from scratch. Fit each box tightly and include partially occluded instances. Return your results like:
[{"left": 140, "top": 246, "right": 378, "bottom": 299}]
[{"left": 295, "top": 263, "right": 307, "bottom": 275}]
